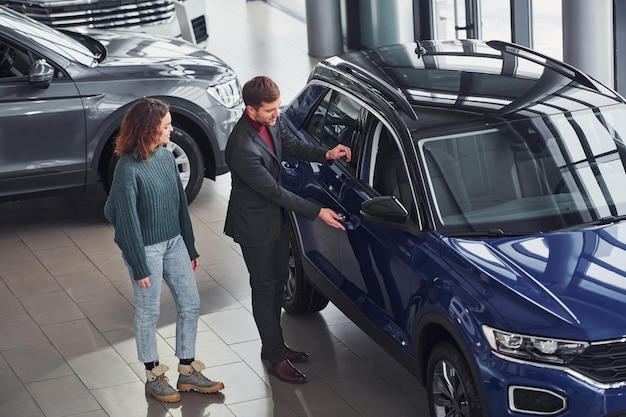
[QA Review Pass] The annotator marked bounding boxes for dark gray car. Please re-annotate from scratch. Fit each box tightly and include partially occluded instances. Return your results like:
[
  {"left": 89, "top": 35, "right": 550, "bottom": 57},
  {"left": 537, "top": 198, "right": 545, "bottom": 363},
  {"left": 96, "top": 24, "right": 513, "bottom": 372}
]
[{"left": 0, "top": 5, "right": 242, "bottom": 203}]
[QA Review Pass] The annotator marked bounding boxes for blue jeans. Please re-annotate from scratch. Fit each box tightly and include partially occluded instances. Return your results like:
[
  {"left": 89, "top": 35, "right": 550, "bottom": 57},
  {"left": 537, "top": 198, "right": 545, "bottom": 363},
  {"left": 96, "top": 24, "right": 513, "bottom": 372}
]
[{"left": 126, "top": 234, "right": 200, "bottom": 363}]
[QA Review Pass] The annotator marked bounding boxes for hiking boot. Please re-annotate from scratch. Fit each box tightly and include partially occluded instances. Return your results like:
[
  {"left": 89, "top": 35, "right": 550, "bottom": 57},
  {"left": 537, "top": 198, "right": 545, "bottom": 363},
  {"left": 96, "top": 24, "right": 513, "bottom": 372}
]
[
  {"left": 145, "top": 364, "right": 181, "bottom": 403},
  {"left": 177, "top": 360, "right": 225, "bottom": 393}
]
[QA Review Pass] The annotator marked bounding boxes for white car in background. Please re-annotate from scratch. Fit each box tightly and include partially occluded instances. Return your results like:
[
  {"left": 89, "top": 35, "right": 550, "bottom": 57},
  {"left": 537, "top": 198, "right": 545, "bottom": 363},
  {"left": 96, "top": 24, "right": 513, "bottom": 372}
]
[{"left": 1, "top": 0, "right": 208, "bottom": 46}]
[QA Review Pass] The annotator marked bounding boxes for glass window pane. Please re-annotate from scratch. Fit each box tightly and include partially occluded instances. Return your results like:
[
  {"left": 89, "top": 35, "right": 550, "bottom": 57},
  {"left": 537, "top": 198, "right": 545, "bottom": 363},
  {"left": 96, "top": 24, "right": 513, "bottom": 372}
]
[
  {"left": 532, "top": 0, "right": 563, "bottom": 60},
  {"left": 480, "top": 0, "right": 511, "bottom": 42}
]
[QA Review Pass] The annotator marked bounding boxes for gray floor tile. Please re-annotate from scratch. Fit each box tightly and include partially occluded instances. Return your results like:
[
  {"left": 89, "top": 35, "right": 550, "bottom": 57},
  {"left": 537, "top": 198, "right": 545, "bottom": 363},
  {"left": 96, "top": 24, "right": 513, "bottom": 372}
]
[
  {"left": 209, "top": 362, "right": 272, "bottom": 406},
  {"left": 0, "top": 239, "right": 40, "bottom": 272},
  {"left": 66, "top": 226, "right": 118, "bottom": 257},
  {"left": 33, "top": 245, "right": 97, "bottom": 277},
  {"left": 0, "top": 264, "right": 61, "bottom": 297},
  {"left": 88, "top": 251, "right": 129, "bottom": 282},
  {"left": 91, "top": 380, "right": 174, "bottom": 417},
  {"left": 196, "top": 279, "right": 241, "bottom": 314},
  {"left": 26, "top": 375, "right": 102, "bottom": 417},
  {"left": 79, "top": 295, "right": 135, "bottom": 332},
  {"left": 0, "top": 367, "right": 35, "bottom": 408},
  {"left": 268, "top": 368, "right": 351, "bottom": 414},
  {"left": 199, "top": 307, "right": 259, "bottom": 345},
  {"left": 67, "top": 347, "right": 138, "bottom": 390},
  {"left": 0, "top": 401, "right": 45, "bottom": 417},
  {"left": 226, "top": 397, "right": 298, "bottom": 417},
  {"left": 205, "top": 259, "right": 250, "bottom": 293},
  {"left": 15, "top": 224, "right": 74, "bottom": 252},
  {"left": 169, "top": 400, "right": 234, "bottom": 417},
  {"left": 0, "top": 313, "right": 48, "bottom": 351},
  {"left": 3, "top": 343, "right": 74, "bottom": 383},
  {"left": 41, "top": 318, "right": 111, "bottom": 357},
  {"left": 228, "top": 340, "right": 268, "bottom": 383},
  {"left": 20, "top": 290, "right": 86, "bottom": 326},
  {"left": 55, "top": 269, "right": 120, "bottom": 303},
  {"left": 172, "top": 329, "right": 241, "bottom": 367},
  {"left": 0, "top": 280, "right": 26, "bottom": 318}
]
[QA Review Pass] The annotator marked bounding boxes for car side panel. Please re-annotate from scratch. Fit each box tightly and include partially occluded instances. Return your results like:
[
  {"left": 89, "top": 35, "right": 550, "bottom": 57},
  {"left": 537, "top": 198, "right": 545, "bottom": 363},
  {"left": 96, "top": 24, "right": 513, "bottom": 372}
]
[
  {"left": 282, "top": 156, "right": 343, "bottom": 284},
  {"left": 0, "top": 78, "right": 86, "bottom": 199}
]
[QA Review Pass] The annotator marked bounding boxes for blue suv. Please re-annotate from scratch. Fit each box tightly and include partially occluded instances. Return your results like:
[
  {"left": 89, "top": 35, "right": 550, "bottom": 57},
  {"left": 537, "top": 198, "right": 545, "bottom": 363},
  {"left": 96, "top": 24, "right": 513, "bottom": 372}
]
[{"left": 280, "top": 39, "right": 626, "bottom": 417}]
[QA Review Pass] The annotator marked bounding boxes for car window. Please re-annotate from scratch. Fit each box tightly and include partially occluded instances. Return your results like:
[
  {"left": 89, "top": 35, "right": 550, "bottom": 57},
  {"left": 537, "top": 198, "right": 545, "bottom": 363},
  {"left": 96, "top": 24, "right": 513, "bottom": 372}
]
[
  {"left": 304, "top": 89, "right": 359, "bottom": 170},
  {"left": 0, "top": 41, "right": 31, "bottom": 79},
  {"left": 364, "top": 120, "right": 414, "bottom": 215}
]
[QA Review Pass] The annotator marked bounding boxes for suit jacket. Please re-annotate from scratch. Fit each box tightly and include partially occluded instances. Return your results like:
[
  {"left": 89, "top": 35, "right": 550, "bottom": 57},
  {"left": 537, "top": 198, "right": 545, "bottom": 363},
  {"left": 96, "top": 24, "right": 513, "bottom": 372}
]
[{"left": 224, "top": 116, "right": 329, "bottom": 247}]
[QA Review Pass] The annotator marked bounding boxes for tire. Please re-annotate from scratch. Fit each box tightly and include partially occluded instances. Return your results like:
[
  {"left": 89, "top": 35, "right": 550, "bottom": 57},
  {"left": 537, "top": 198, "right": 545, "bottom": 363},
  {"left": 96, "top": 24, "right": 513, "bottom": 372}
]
[
  {"left": 426, "top": 342, "right": 484, "bottom": 417},
  {"left": 103, "top": 126, "right": 205, "bottom": 204},
  {"left": 282, "top": 225, "right": 329, "bottom": 315}
]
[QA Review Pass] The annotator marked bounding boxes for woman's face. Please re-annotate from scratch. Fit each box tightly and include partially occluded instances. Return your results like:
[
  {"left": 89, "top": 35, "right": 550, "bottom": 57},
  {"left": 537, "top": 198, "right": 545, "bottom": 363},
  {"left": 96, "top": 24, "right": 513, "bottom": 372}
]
[{"left": 155, "top": 111, "right": 173, "bottom": 146}]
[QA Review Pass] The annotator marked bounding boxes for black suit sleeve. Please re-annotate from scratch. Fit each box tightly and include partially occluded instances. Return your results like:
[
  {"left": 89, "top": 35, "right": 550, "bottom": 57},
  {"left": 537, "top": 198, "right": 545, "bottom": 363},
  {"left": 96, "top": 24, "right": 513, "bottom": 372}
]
[
  {"left": 278, "top": 119, "right": 328, "bottom": 163},
  {"left": 227, "top": 132, "right": 321, "bottom": 221}
]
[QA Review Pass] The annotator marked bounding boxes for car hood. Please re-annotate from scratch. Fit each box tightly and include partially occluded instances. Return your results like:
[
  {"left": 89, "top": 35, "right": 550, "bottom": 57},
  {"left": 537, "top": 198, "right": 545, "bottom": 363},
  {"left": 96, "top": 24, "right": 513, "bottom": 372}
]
[
  {"left": 444, "top": 221, "right": 626, "bottom": 341},
  {"left": 87, "top": 30, "right": 233, "bottom": 73}
]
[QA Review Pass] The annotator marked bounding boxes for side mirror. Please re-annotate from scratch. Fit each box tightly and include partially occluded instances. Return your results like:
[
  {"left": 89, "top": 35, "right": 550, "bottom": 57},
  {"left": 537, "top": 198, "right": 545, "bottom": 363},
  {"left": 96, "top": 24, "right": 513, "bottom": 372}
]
[
  {"left": 29, "top": 59, "right": 53, "bottom": 89},
  {"left": 360, "top": 196, "right": 421, "bottom": 237}
]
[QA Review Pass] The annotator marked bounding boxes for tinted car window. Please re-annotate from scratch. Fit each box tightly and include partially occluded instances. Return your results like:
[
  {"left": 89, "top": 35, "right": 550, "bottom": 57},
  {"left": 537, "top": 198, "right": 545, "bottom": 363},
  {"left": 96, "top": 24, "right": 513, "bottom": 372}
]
[
  {"left": 364, "top": 120, "right": 413, "bottom": 214},
  {"left": 304, "top": 89, "right": 359, "bottom": 170},
  {"left": 0, "top": 40, "right": 31, "bottom": 78}
]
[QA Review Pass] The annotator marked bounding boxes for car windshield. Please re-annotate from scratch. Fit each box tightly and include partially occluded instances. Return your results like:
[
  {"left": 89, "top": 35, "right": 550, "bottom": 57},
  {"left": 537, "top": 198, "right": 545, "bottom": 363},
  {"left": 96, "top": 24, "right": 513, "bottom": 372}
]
[
  {"left": 1, "top": 6, "right": 95, "bottom": 66},
  {"left": 418, "top": 104, "right": 626, "bottom": 236}
]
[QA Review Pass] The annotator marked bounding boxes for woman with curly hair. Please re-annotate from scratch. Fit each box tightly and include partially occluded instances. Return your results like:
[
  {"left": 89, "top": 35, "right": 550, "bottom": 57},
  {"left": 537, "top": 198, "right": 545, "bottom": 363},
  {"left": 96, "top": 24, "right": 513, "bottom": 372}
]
[{"left": 105, "top": 97, "right": 224, "bottom": 402}]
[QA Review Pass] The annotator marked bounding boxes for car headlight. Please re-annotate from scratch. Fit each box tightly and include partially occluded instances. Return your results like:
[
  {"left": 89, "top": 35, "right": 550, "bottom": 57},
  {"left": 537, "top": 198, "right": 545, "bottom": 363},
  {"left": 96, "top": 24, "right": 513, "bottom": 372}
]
[
  {"left": 482, "top": 325, "right": 588, "bottom": 365},
  {"left": 207, "top": 78, "right": 242, "bottom": 109}
]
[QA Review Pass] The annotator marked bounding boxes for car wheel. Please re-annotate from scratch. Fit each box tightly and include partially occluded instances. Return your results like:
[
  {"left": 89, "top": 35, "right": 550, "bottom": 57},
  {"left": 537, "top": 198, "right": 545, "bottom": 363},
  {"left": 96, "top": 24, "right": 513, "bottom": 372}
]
[
  {"left": 282, "top": 226, "right": 329, "bottom": 315},
  {"left": 104, "top": 126, "right": 205, "bottom": 204},
  {"left": 426, "top": 342, "right": 483, "bottom": 417},
  {"left": 166, "top": 126, "right": 205, "bottom": 204}
]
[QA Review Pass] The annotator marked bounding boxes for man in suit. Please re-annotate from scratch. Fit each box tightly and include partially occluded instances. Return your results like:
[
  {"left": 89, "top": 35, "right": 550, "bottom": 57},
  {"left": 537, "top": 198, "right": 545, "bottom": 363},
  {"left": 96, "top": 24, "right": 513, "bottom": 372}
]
[{"left": 224, "top": 76, "right": 351, "bottom": 383}]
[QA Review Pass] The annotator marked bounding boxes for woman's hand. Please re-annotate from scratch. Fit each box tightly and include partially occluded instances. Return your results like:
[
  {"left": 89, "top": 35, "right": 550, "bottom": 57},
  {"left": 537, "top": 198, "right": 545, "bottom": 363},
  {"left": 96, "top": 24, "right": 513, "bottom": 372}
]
[
  {"left": 191, "top": 258, "right": 200, "bottom": 271},
  {"left": 138, "top": 277, "right": 151, "bottom": 288}
]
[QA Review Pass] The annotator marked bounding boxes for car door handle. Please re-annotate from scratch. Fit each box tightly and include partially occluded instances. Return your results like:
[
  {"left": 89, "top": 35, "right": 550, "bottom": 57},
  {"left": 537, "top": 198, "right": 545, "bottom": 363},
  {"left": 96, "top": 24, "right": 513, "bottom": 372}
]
[
  {"left": 281, "top": 160, "right": 297, "bottom": 169},
  {"left": 281, "top": 160, "right": 298, "bottom": 176},
  {"left": 339, "top": 213, "right": 355, "bottom": 230}
]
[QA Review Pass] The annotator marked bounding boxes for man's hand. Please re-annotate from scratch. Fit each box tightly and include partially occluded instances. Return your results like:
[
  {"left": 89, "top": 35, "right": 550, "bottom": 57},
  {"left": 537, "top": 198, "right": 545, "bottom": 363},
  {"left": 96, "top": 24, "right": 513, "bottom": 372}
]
[
  {"left": 326, "top": 144, "right": 352, "bottom": 162},
  {"left": 318, "top": 208, "right": 346, "bottom": 231}
]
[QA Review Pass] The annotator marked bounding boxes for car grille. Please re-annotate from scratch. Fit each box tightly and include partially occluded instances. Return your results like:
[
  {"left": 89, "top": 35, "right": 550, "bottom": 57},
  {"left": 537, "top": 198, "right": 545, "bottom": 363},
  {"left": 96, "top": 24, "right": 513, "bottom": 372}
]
[
  {"left": 570, "top": 340, "right": 626, "bottom": 384},
  {"left": 3, "top": 0, "right": 176, "bottom": 30}
]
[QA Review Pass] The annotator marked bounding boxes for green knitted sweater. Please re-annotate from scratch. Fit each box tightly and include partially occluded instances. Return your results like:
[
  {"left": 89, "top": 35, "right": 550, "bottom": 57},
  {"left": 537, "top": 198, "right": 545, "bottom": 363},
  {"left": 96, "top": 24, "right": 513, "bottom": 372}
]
[{"left": 104, "top": 147, "right": 199, "bottom": 280}]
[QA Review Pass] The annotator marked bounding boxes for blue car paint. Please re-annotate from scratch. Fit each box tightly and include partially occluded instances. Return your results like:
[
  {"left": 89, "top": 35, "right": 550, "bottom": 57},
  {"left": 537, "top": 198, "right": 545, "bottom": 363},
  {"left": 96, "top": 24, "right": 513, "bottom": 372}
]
[{"left": 280, "top": 40, "right": 626, "bottom": 416}]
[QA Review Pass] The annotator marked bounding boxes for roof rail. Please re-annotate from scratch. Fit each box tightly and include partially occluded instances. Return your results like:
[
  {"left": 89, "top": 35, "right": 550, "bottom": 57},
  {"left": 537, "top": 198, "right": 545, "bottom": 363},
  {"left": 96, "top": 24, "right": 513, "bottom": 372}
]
[
  {"left": 486, "top": 40, "right": 599, "bottom": 90},
  {"left": 333, "top": 60, "right": 418, "bottom": 121}
]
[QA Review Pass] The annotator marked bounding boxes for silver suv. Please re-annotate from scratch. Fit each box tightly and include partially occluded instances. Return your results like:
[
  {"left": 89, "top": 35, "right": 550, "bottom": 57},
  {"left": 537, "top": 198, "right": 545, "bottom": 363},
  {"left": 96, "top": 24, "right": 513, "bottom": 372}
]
[
  {"left": 0, "top": 5, "right": 241, "bottom": 203},
  {"left": 1, "top": 0, "right": 208, "bottom": 45}
]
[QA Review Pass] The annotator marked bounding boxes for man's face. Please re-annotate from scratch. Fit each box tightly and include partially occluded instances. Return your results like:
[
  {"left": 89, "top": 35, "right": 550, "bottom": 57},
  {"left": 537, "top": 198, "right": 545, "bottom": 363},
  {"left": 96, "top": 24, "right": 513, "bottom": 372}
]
[{"left": 247, "top": 98, "right": 281, "bottom": 127}]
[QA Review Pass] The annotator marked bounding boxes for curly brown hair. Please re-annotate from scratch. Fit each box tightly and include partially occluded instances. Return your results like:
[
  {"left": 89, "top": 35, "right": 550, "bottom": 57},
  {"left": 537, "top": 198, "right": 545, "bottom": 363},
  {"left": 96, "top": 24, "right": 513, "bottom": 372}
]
[{"left": 114, "top": 98, "right": 169, "bottom": 160}]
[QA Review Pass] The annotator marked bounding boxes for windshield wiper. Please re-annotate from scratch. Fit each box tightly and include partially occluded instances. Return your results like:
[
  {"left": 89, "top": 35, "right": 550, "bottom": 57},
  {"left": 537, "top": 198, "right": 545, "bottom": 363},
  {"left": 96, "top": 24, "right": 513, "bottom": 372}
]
[
  {"left": 445, "top": 229, "right": 538, "bottom": 238},
  {"left": 558, "top": 215, "right": 626, "bottom": 231}
]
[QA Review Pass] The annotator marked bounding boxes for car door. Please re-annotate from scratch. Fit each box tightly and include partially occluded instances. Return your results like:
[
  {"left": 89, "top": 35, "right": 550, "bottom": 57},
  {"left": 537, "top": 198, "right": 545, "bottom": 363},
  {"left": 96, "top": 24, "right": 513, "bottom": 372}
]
[
  {"left": 335, "top": 113, "right": 424, "bottom": 347},
  {"left": 283, "top": 87, "right": 361, "bottom": 286},
  {"left": 0, "top": 38, "right": 86, "bottom": 200}
]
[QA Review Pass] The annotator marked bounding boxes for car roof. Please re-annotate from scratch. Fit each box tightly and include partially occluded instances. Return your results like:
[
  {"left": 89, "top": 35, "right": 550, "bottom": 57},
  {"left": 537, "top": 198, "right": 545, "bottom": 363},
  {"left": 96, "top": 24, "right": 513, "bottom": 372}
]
[{"left": 311, "top": 39, "right": 624, "bottom": 131}]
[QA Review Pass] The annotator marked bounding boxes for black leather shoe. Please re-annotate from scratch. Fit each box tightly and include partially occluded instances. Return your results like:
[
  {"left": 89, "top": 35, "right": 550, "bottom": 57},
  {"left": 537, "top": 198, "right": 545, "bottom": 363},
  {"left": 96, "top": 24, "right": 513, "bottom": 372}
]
[
  {"left": 261, "top": 344, "right": 309, "bottom": 363},
  {"left": 267, "top": 359, "right": 306, "bottom": 384}
]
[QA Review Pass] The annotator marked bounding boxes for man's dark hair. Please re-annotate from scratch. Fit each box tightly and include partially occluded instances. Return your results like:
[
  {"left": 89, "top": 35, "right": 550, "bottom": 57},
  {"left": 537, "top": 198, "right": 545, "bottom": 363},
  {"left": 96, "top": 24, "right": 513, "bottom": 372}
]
[{"left": 242, "top": 76, "right": 280, "bottom": 108}]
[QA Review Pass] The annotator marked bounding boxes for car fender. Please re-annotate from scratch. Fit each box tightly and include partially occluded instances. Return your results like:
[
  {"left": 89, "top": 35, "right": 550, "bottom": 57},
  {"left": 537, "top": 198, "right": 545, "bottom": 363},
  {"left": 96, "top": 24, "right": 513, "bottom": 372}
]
[{"left": 415, "top": 306, "right": 492, "bottom": 417}]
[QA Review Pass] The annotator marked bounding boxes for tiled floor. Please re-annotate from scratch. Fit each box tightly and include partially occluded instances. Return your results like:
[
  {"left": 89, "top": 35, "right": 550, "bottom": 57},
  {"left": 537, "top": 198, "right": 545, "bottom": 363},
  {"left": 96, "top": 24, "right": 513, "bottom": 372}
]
[{"left": 0, "top": 1, "right": 428, "bottom": 416}]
